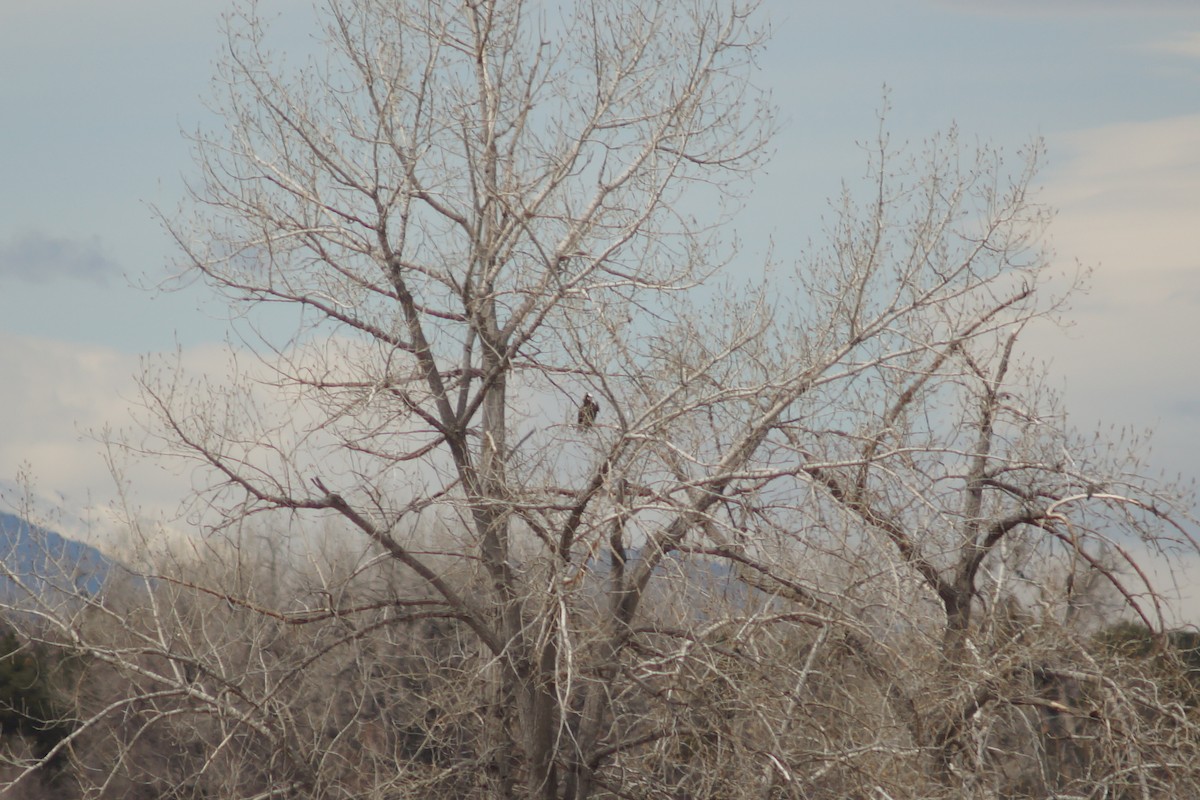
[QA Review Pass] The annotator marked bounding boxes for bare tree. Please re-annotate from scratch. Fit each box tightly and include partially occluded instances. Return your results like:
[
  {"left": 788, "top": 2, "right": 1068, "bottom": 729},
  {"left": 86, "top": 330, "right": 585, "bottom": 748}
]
[{"left": 3, "top": 0, "right": 1197, "bottom": 798}]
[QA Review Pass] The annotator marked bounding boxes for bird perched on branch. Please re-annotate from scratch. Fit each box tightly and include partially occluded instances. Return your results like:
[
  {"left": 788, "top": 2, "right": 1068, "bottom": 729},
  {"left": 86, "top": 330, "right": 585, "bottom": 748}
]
[{"left": 577, "top": 393, "right": 599, "bottom": 428}]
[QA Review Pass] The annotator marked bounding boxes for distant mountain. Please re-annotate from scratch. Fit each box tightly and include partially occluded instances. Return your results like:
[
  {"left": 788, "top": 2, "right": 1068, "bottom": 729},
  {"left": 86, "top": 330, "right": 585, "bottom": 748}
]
[{"left": 0, "top": 511, "right": 113, "bottom": 605}]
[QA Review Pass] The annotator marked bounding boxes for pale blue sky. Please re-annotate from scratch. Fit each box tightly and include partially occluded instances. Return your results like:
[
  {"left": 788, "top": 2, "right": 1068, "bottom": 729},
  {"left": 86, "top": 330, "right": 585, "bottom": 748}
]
[
  {"left": 1, "top": 1, "right": 1196, "bottom": 345},
  {"left": 1, "top": 1, "right": 1199, "bottom": 608}
]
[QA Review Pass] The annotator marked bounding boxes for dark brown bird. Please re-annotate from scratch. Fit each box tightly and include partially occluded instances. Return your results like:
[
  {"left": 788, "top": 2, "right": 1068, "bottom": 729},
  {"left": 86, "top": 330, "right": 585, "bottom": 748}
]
[{"left": 577, "top": 393, "right": 599, "bottom": 428}]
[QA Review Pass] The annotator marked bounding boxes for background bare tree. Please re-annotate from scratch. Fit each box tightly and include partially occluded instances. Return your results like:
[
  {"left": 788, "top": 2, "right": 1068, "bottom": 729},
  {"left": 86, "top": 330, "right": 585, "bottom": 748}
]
[{"left": 2, "top": 0, "right": 1198, "bottom": 798}]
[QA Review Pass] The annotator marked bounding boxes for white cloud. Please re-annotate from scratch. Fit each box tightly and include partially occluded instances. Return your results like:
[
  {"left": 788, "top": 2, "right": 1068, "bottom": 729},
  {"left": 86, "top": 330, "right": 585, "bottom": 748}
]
[
  {"left": 927, "top": 0, "right": 1200, "bottom": 17},
  {"left": 0, "top": 336, "right": 137, "bottom": 544},
  {"left": 0, "top": 335, "right": 236, "bottom": 550},
  {"left": 1145, "top": 30, "right": 1200, "bottom": 57},
  {"left": 1034, "top": 115, "right": 1200, "bottom": 432},
  {"left": 0, "top": 332, "right": 448, "bottom": 555},
  {"left": 1048, "top": 114, "right": 1200, "bottom": 209},
  {"left": 1044, "top": 115, "right": 1200, "bottom": 276},
  {"left": 1042, "top": 115, "right": 1200, "bottom": 333},
  {"left": 1027, "top": 115, "right": 1200, "bottom": 620}
]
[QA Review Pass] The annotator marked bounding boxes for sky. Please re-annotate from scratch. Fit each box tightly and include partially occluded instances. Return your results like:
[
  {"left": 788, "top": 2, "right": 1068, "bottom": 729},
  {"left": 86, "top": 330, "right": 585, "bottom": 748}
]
[{"left": 1, "top": 1, "right": 1199, "bottom": 613}]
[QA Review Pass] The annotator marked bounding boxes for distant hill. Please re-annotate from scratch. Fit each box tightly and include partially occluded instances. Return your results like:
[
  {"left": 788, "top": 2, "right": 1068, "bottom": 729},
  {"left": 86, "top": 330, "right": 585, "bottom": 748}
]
[{"left": 0, "top": 511, "right": 113, "bottom": 605}]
